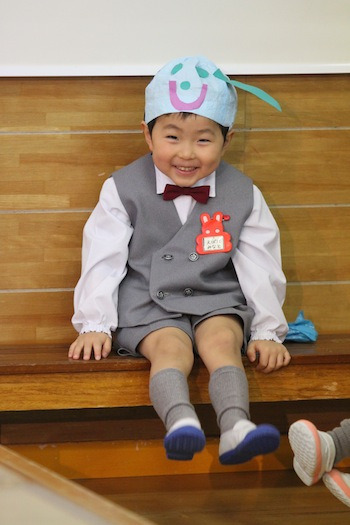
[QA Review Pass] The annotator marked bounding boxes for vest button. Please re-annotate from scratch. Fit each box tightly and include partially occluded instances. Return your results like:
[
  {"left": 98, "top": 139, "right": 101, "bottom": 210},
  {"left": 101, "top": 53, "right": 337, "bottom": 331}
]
[
  {"left": 183, "top": 288, "right": 194, "bottom": 297},
  {"left": 189, "top": 252, "right": 199, "bottom": 262},
  {"left": 156, "top": 290, "right": 165, "bottom": 299},
  {"left": 162, "top": 254, "right": 174, "bottom": 261}
]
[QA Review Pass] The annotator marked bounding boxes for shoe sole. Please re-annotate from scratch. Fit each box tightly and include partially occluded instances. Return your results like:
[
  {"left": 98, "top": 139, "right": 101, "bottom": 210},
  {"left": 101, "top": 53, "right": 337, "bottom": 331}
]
[
  {"left": 288, "top": 419, "right": 323, "bottom": 485},
  {"left": 323, "top": 470, "right": 350, "bottom": 508},
  {"left": 164, "top": 426, "right": 206, "bottom": 461},
  {"left": 219, "top": 424, "right": 280, "bottom": 465}
]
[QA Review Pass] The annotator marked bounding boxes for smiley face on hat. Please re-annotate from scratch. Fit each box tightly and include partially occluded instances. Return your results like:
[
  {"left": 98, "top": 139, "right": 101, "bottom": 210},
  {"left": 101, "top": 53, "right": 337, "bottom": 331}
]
[
  {"left": 145, "top": 55, "right": 281, "bottom": 128},
  {"left": 145, "top": 56, "right": 237, "bottom": 128}
]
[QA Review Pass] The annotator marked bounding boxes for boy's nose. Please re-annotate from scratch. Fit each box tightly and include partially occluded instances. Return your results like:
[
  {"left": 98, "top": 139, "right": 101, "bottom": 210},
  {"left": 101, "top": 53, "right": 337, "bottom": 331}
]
[{"left": 178, "top": 142, "right": 195, "bottom": 159}]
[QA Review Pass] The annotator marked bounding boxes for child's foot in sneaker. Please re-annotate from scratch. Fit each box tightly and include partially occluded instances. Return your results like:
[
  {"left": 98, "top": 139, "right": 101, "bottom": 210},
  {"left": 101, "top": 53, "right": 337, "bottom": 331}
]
[
  {"left": 164, "top": 417, "right": 206, "bottom": 460},
  {"left": 219, "top": 419, "right": 280, "bottom": 465},
  {"left": 288, "top": 419, "right": 336, "bottom": 486},
  {"left": 323, "top": 470, "right": 350, "bottom": 508}
]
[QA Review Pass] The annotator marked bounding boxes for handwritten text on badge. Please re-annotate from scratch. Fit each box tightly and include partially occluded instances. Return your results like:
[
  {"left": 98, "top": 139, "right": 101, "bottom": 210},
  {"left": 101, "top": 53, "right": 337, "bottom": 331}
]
[{"left": 196, "top": 212, "right": 232, "bottom": 255}]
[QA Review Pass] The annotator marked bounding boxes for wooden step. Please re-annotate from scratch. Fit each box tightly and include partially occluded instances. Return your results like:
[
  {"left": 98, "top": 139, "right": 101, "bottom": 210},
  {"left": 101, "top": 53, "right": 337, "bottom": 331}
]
[
  {"left": 0, "top": 335, "right": 349, "bottom": 413},
  {"left": 7, "top": 435, "right": 350, "bottom": 481},
  {"left": 1, "top": 335, "right": 349, "bottom": 482}
]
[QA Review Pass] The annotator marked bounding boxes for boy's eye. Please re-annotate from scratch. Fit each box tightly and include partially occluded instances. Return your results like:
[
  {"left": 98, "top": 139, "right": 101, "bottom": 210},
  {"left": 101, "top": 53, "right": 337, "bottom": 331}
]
[
  {"left": 166, "top": 135, "right": 178, "bottom": 140},
  {"left": 198, "top": 138, "right": 210, "bottom": 143}
]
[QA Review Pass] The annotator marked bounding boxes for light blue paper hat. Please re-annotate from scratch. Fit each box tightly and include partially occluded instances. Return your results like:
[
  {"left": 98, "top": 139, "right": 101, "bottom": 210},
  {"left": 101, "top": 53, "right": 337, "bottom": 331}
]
[{"left": 145, "top": 56, "right": 281, "bottom": 128}]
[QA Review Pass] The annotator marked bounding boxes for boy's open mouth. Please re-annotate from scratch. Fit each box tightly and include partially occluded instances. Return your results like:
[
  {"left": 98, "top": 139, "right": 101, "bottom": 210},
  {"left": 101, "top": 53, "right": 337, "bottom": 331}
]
[{"left": 175, "top": 166, "right": 198, "bottom": 173}]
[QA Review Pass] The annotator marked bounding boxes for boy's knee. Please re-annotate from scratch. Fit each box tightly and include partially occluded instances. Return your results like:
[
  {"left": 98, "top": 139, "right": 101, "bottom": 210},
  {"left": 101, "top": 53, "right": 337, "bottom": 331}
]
[
  {"left": 196, "top": 317, "right": 243, "bottom": 353},
  {"left": 160, "top": 344, "right": 194, "bottom": 367},
  {"left": 139, "top": 327, "right": 194, "bottom": 365},
  {"left": 196, "top": 322, "right": 244, "bottom": 373},
  {"left": 204, "top": 327, "right": 242, "bottom": 352}
]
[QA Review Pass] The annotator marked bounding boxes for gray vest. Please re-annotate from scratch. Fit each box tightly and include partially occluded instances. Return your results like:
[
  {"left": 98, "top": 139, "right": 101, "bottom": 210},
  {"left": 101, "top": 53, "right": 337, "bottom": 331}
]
[{"left": 112, "top": 154, "right": 254, "bottom": 328}]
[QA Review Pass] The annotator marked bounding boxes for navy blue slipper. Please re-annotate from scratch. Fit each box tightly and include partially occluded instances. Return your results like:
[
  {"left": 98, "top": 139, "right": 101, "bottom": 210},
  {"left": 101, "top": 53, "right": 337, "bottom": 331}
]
[
  {"left": 164, "top": 426, "right": 206, "bottom": 461},
  {"left": 219, "top": 424, "right": 280, "bottom": 465}
]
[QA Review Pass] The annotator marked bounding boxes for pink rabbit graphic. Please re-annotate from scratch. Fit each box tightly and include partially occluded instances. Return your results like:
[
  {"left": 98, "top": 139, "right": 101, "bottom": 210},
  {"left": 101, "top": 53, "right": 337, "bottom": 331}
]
[{"left": 196, "top": 212, "right": 232, "bottom": 255}]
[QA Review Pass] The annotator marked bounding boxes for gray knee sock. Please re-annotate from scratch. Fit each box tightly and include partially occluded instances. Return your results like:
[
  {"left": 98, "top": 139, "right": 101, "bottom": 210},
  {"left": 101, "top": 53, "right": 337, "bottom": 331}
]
[
  {"left": 328, "top": 418, "right": 350, "bottom": 464},
  {"left": 149, "top": 368, "right": 199, "bottom": 431},
  {"left": 209, "top": 365, "right": 250, "bottom": 434}
]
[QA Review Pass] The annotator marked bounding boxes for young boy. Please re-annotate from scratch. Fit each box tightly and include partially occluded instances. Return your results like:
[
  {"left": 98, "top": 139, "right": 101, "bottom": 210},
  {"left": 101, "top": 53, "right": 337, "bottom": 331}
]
[
  {"left": 69, "top": 56, "right": 291, "bottom": 464},
  {"left": 289, "top": 419, "right": 350, "bottom": 507}
]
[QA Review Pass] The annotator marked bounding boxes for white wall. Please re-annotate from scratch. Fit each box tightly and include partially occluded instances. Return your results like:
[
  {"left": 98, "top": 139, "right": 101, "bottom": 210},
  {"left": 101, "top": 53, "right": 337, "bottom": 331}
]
[{"left": 1, "top": 0, "right": 349, "bottom": 76}]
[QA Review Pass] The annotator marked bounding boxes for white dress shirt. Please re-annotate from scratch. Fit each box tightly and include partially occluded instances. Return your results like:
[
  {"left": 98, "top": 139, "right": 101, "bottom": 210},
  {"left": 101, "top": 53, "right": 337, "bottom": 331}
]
[{"left": 72, "top": 167, "right": 288, "bottom": 343}]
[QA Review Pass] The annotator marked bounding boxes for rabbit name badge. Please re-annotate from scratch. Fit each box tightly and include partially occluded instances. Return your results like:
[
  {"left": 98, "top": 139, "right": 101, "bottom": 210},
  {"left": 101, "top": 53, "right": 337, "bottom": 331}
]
[{"left": 196, "top": 212, "right": 232, "bottom": 255}]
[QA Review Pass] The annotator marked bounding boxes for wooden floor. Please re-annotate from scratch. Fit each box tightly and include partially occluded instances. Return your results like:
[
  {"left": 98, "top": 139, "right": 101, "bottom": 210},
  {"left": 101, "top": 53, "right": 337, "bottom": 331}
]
[
  {"left": 77, "top": 470, "right": 350, "bottom": 524},
  {"left": 0, "top": 445, "right": 155, "bottom": 525}
]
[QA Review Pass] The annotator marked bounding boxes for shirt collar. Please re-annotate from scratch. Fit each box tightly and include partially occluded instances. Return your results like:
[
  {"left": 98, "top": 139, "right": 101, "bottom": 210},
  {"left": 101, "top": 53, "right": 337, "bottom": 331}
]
[{"left": 155, "top": 165, "right": 216, "bottom": 197}]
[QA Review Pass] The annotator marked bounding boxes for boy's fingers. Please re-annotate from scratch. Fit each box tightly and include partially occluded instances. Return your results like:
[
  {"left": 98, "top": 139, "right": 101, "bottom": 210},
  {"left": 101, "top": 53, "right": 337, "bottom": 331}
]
[
  {"left": 260, "top": 349, "right": 291, "bottom": 373},
  {"left": 83, "top": 342, "right": 94, "bottom": 361},
  {"left": 92, "top": 341, "right": 103, "bottom": 361},
  {"left": 69, "top": 340, "right": 84, "bottom": 360},
  {"left": 284, "top": 351, "right": 292, "bottom": 365},
  {"left": 276, "top": 352, "right": 285, "bottom": 369},
  {"left": 68, "top": 333, "right": 112, "bottom": 360},
  {"left": 246, "top": 346, "right": 257, "bottom": 362},
  {"left": 68, "top": 342, "right": 75, "bottom": 358},
  {"left": 101, "top": 338, "right": 112, "bottom": 358}
]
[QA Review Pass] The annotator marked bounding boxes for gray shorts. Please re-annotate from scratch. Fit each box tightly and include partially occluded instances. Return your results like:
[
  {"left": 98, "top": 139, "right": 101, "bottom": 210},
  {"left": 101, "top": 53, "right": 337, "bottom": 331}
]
[{"left": 114, "top": 305, "right": 253, "bottom": 357}]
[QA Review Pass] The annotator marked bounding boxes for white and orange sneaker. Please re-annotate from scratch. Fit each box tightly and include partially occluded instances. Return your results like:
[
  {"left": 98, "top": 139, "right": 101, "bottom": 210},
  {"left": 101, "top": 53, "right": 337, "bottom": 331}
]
[
  {"left": 288, "top": 419, "right": 336, "bottom": 486},
  {"left": 323, "top": 470, "right": 350, "bottom": 508}
]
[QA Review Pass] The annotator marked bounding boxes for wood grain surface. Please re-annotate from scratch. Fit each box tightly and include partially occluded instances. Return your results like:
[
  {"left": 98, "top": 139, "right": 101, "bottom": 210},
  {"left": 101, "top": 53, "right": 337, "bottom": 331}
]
[{"left": 1, "top": 74, "right": 349, "bottom": 344}]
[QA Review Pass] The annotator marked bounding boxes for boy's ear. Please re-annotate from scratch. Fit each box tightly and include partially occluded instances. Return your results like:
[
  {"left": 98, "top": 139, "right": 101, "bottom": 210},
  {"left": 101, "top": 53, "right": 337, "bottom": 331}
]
[
  {"left": 141, "top": 121, "right": 153, "bottom": 152},
  {"left": 222, "top": 129, "right": 235, "bottom": 154}
]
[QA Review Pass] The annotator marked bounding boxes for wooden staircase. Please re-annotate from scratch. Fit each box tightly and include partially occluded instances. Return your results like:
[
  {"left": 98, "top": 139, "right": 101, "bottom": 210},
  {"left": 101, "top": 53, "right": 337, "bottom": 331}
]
[
  {"left": 1, "top": 336, "right": 349, "bottom": 522},
  {"left": 1, "top": 336, "right": 349, "bottom": 477}
]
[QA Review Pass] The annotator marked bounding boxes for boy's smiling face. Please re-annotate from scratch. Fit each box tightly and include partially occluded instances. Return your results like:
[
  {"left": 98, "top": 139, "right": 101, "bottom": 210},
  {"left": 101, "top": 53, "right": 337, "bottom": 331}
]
[{"left": 142, "top": 113, "right": 233, "bottom": 187}]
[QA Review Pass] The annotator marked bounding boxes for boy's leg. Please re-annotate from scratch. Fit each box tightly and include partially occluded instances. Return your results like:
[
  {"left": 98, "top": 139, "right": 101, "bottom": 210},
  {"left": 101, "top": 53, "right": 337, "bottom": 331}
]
[
  {"left": 195, "top": 315, "right": 279, "bottom": 465},
  {"left": 328, "top": 418, "right": 350, "bottom": 464},
  {"left": 139, "top": 327, "right": 205, "bottom": 460}
]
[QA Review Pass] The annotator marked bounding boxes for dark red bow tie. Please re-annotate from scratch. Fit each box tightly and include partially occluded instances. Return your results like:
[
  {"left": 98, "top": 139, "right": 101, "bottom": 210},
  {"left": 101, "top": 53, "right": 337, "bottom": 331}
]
[{"left": 163, "top": 184, "right": 210, "bottom": 204}]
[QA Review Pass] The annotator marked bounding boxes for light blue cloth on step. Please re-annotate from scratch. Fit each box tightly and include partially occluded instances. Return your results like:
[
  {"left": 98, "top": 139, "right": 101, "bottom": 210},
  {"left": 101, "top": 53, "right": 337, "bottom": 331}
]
[{"left": 285, "top": 310, "right": 318, "bottom": 342}]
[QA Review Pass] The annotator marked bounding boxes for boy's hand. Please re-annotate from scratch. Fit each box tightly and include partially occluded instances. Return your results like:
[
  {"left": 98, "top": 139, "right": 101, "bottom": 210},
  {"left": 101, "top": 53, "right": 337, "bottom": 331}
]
[
  {"left": 246, "top": 340, "right": 291, "bottom": 374},
  {"left": 68, "top": 332, "right": 112, "bottom": 361}
]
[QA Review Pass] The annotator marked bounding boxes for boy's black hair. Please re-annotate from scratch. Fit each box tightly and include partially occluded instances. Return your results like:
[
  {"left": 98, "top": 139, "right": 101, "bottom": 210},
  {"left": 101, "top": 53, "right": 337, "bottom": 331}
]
[{"left": 147, "top": 113, "right": 230, "bottom": 141}]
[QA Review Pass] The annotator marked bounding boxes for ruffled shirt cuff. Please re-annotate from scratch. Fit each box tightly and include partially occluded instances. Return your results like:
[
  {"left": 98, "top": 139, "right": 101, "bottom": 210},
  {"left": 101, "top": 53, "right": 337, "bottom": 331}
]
[
  {"left": 80, "top": 323, "right": 112, "bottom": 338},
  {"left": 249, "top": 330, "right": 283, "bottom": 344}
]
